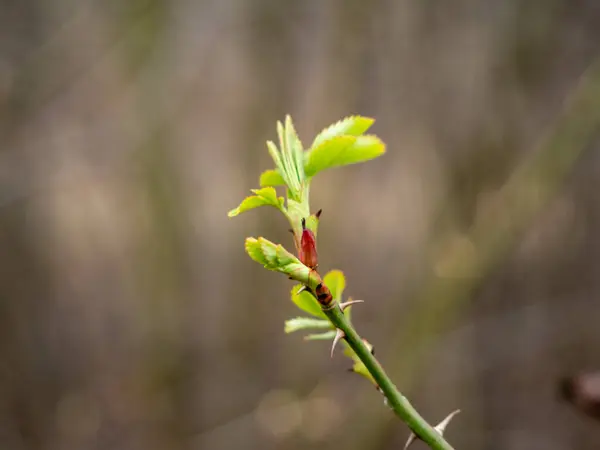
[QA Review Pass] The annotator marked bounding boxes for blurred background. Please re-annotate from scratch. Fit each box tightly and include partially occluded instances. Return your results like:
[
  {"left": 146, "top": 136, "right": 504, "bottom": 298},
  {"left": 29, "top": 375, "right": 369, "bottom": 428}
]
[{"left": 1, "top": 0, "right": 600, "bottom": 449}]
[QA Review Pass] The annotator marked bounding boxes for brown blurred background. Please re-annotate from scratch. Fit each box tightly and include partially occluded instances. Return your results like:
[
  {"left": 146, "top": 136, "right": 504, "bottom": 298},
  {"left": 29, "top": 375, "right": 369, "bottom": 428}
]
[{"left": 1, "top": 0, "right": 600, "bottom": 449}]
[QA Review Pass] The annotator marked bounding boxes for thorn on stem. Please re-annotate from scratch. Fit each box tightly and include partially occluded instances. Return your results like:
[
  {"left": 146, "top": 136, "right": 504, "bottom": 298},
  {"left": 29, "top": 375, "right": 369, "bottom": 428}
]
[
  {"left": 297, "top": 285, "right": 308, "bottom": 295},
  {"left": 403, "top": 433, "right": 417, "bottom": 450},
  {"left": 339, "top": 299, "right": 364, "bottom": 311},
  {"left": 301, "top": 218, "right": 306, "bottom": 229},
  {"left": 434, "top": 409, "right": 461, "bottom": 435},
  {"left": 330, "top": 329, "right": 345, "bottom": 358},
  {"left": 315, "top": 209, "right": 322, "bottom": 219},
  {"left": 403, "top": 409, "right": 460, "bottom": 450}
]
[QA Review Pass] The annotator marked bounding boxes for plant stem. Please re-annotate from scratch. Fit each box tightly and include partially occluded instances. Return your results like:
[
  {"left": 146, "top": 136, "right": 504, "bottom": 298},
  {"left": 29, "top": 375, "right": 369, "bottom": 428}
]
[{"left": 323, "top": 304, "right": 454, "bottom": 450}]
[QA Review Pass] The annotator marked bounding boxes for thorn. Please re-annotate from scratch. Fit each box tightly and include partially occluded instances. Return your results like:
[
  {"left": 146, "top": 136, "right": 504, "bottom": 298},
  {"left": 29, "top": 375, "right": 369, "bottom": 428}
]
[
  {"left": 403, "top": 433, "right": 417, "bottom": 450},
  {"left": 434, "top": 409, "right": 461, "bottom": 435},
  {"left": 301, "top": 218, "right": 306, "bottom": 229},
  {"left": 339, "top": 299, "right": 364, "bottom": 311},
  {"left": 403, "top": 409, "right": 460, "bottom": 450},
  {"left": 330, "top": 329, "right": 345, "bottom": 358},
  {"left": 315, "top": 209, "right": 322, "bottom": 219},
  {"left": 297, "top": 285, "right": 308, "bottom": 295}
]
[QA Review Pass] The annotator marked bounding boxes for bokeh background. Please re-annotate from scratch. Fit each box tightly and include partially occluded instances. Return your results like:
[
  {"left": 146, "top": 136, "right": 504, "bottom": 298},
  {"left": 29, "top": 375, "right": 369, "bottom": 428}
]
[{"left": 1, "top": 1, "right": 600, "bottom": 449}]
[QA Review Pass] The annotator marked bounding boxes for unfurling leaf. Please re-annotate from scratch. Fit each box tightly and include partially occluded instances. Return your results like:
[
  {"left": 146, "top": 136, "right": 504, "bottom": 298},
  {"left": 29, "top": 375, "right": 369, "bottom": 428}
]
[
  {"left": 323, "top": 270, "right": 346, "bottom": 301},
  {"left": 291, "top": 284, "right": 325, "bottom": 318},
  {"left": 244, "top": 238, "right": 321, "bottom": 290},
  {"left": 228, "top": 187, "right": 284, "bottom": 217},
  {"left": 284, "top": 317, "right": 332, "bottom": 334},
  {"left": 259, "top": 169, "right": 286, "bottom": 187},
  {"left": 311, "top": 116, "right": 374, "bottom": 150}
]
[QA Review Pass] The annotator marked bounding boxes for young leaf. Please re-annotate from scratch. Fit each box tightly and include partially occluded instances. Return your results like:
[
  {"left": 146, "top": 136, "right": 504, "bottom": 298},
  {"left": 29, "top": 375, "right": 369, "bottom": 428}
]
[
  {"left": 291, "top": 284, "right": 325, "bottom": 318},
  {"left": 344, "top": 341, "right": 377, "bottom": 385},
  {"left": 285, "top": 115, "right": 306, "bottom": 186},
  {"left": 244, "top": 238, "right": 322, "bottom": 289},
  {"left": 304, "top": 135, "right": 356, "bottom": 177},
  {"left": 277, "top": 121, "right": 298, "bottom": 192},
  {"left": 228, "top": 187, "right": 284, "bottom": 217},
  {"left": 304, "top": 330, "right": 337, "bottom": 341},
  {"left": 245, "top": 238, "right": 269, "bottom": 266},
  {"left": 311, "top": 116, "right": 375, "bottom": 150},
  {"left": 323, "top": 270, "right": 346, "bottom": 301},
  {"left": 267, "top": 140, "right": 291, "bottom": 188},
  {"left": 259, "top": 169, "right": 286, "bottom": 187},
  {"left": 304, "top": 135, "right": 385, "bottom": 177},
  {"left": 284, "top": 317, "right": 332, "bottom": 334}
]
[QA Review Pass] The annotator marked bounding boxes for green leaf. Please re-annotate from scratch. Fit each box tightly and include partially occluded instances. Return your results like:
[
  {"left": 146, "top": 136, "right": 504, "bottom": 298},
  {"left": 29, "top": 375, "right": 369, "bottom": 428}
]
[
  {"left": 244, "top": 238, "right": 321, "bottom": 289},
  {"left": 228, "top": 187, "right": 284, "bottom": 217},
  {"left": 343, "top": 341, "right": 376, "bottom": 385},
  {"left": 291, "top": 284, "right": 325, "bottom": 318},
  {"left": 267, "top": 140, "right": 290, "bottom": 188},
  {"left": 304, "top": 135, "right": 386, "bottom": 177},
  {"left": 284, "top": 317, "right": 331, "bottom": 334},
  {"left": 304, "top": 330, "right": 337, "bottom": 341},
  {"left": 285, "top": 115, "right": 306, "bottom": 186},
  {"left": 304, "top": 135, "right": 356, "bottom": 177},
  {"left": 245, "top": 238, "right": 268, "bottom": 265},
  {"left": 323, "top": 270, "right": 345, "bottom": 301},
  {"left": 259, "top": 169, "right": 286, "bottom": 187},
  {"left": 311, "top": 116, "right": 374, "bottom": 150}
]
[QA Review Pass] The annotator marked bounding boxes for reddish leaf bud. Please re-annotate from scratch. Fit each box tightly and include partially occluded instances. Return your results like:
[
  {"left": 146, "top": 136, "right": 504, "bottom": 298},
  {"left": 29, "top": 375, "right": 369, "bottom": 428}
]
[{"left": 299, "top": 218, "right": 318, "bottom": 269}]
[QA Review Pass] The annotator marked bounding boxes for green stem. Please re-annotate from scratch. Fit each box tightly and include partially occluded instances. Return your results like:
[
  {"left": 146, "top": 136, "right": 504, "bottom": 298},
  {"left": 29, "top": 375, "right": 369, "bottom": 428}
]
[{"left": 323, "top": 304, "right": 454, "bottom": 450}]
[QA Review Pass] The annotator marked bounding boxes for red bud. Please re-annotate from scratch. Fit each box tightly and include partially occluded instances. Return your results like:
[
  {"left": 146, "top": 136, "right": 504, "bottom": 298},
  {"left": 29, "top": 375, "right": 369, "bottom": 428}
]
[{"left": 299, "top": 218, "right": 318, "bottom": 269}]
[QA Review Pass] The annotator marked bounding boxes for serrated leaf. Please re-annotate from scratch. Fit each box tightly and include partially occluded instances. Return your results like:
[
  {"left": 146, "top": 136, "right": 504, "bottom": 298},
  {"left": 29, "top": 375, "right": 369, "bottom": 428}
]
[
  {"left": 304, "top": 135, "right": 357, "bottom": 177},
  {"left": 291, "top": 284, "right": 325, "bottom": 318},
  {"left": 259, "top": 169, "right": 286, "bottom": 187},
  {"left": 304, "top": 135, "right": 385, "bottom": 177},
  {"left": 311, "top": 116, "right": 374, "bottom": 150},
  {"left": 267, "top": 140, "right": 290, "bottom": 187},
  {"left": 284, "top": 317, "right": 332, "bottom": 334},
  {"left": 304, "top": 330, "right": 337, "bottom": 341},
  {"left": 323, "top": 270, "right": 345, "bottom": 301},
  {"left": 228, "top": 187, "right": 284, "bottom": 217}
]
